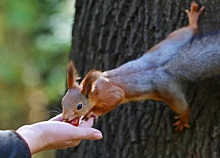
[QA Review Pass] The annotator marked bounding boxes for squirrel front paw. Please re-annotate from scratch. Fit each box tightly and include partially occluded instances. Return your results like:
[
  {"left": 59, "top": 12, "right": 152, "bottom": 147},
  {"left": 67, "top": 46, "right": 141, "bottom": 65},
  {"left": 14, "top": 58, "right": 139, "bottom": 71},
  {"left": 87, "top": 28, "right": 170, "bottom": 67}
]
[{"left": 82, "top": 111, "right": 98, "bottom": 124}]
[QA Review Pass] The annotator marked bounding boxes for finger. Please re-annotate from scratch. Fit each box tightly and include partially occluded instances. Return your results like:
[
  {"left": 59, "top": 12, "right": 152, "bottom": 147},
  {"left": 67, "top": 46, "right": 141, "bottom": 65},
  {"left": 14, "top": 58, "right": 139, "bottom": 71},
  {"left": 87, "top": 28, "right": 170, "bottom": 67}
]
[
  {"left": 37, "top": 120, "right": 102, "bottom": 140},
  {"left": 72, "top": 127, "right": 103, "bottom": 140},
  {"left": 65, "top": 140, "right": 81, "bottom": 147},
  {"left": 49, "top": 114, "right": 63, "bottom": 121},
  {"left": 79, "top": 117, "right": 94, "bottom": 128}
]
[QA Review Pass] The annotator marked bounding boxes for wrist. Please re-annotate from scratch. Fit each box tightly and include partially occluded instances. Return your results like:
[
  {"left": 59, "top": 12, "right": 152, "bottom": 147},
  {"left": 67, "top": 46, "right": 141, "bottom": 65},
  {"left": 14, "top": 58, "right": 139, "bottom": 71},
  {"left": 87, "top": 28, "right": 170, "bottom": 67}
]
[
  {"left": 12, "top": 130, "right": 32, "bottom": 157},
  {"left": 16, "top": 125, "right": 44, "bottom": 154}
]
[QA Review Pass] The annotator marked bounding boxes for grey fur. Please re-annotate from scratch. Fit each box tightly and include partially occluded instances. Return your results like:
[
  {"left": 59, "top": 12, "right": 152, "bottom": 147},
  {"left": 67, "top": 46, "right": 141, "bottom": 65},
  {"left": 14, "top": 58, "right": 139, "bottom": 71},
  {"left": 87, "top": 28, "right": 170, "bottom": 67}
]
[
  {"left": 105, "top": 30, "right": 220, "bottom": 111},
  {"left": 166, "top": 32, "right": 220, "bottom": 81}
]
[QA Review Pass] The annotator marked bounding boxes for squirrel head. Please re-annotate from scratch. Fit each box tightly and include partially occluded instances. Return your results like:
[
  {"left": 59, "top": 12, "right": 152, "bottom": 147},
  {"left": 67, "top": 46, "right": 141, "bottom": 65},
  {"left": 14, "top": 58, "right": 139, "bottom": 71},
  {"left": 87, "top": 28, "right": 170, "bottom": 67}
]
[{"left": 62, "top": 61, "right": 92, "bottom": 122}]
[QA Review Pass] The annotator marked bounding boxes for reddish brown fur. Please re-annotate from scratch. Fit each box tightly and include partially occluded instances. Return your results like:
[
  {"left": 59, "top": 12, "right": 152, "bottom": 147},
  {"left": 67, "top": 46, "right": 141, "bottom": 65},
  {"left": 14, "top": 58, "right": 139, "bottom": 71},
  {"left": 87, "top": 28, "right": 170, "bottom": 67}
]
[
  {"left": 67, "top": 61, "right": 79, "bottom": 90},
  {"left": 81, "top": 70, "right": 102, "bottom": 97},
  {"left": 67, "top": 61, "right": 74, "bottom": 89},
  {"left": 88, "top": 79, "right": 124, "bottom": 116}
]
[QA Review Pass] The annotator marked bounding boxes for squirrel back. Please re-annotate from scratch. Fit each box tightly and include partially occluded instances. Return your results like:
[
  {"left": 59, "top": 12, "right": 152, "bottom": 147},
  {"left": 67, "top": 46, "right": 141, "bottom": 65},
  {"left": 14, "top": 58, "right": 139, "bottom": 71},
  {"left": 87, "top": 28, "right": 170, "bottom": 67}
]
[{"left": 166, "top": 32, "right": 220, "bottom": 81}]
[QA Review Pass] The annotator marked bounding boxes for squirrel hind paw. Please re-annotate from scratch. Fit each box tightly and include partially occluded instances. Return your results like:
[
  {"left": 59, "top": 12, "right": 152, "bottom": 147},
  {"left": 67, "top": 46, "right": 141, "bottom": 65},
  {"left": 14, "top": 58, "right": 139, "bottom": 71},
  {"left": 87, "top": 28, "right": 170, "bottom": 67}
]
[
  {"left": 173, "top": 119, "right": 190, "bottom": 132},
  {"left": 185, "top": 1, "right": 205, "bottom": 31}
]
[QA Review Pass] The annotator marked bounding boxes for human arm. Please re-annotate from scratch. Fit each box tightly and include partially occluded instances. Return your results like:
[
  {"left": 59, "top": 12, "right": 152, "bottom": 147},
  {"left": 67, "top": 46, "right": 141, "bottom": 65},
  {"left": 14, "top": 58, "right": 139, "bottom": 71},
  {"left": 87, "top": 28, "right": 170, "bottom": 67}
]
[
  {"left": 0, "top": 130, "right": 31, "bottom": 158},
  {"left": 16, "top": 114, "right": 102, "bottom": 155}
]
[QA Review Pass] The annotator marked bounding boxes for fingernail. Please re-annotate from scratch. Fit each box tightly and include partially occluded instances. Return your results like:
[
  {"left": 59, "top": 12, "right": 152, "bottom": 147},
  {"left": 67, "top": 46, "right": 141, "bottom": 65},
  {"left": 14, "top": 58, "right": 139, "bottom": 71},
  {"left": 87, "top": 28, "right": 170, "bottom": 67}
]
[{"left": 93, "top": 132, "right": 103, "bottom": 139}]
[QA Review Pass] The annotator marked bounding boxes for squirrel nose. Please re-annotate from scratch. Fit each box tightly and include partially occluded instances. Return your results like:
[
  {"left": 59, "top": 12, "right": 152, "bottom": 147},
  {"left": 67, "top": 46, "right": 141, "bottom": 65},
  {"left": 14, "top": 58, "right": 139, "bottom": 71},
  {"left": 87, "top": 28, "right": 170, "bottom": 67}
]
[
  {"left": 62, "top": 113, "right": 70, "bottom": 122},
  {"left": 62, "top": 112, "right": 75, "bottom": 122},
  {"left": 63, "top": 117, "right": 72, "bottom": 123}
]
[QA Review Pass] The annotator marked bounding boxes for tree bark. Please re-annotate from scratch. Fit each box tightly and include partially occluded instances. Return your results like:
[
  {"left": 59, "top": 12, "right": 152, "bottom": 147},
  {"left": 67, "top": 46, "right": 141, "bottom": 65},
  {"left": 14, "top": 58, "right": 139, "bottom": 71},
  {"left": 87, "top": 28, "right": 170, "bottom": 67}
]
[{"left": 56, "top": 0, "right": 220, "bottom": 157}]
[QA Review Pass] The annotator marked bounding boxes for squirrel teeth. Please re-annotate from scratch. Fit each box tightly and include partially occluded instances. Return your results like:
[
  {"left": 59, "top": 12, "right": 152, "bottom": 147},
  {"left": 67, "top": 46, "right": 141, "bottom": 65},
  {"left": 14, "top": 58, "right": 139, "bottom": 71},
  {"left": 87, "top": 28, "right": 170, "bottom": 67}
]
[{"left": 65, "top": 117, "right": 80, "bottom": 126}]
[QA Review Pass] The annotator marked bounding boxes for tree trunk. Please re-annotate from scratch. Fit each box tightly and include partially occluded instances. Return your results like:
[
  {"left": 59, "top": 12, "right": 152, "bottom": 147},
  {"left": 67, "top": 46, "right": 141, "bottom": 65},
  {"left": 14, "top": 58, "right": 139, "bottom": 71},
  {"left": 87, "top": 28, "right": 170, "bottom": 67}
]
[{"left": 56, "top": 0, "right": 220, "bottom": 157}]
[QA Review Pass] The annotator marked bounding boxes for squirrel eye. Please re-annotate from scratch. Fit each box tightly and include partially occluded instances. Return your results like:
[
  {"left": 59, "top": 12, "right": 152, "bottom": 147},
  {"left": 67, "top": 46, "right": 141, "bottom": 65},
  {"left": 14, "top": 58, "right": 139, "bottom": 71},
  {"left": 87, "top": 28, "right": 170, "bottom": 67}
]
[{"left": 77, "top": 103, "right": 83, "bottom": 110}]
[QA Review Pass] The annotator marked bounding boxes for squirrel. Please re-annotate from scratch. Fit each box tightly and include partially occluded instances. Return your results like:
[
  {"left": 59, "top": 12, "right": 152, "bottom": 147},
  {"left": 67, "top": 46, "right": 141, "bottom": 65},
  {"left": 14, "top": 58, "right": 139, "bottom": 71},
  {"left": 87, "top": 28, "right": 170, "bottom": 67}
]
[{"left": 61, "top": 2, "right": 220, "bottom": 131}]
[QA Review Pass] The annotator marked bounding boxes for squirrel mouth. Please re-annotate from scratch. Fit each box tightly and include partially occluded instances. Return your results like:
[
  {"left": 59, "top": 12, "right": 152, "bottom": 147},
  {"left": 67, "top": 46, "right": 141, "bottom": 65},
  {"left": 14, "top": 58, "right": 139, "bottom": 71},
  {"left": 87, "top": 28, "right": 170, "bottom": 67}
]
[
  {"left": 66, "top": 117, "right": 80, "bottom": 126},
  {"left": 65, "top": 113, "right": 98, "bottom": 126}
]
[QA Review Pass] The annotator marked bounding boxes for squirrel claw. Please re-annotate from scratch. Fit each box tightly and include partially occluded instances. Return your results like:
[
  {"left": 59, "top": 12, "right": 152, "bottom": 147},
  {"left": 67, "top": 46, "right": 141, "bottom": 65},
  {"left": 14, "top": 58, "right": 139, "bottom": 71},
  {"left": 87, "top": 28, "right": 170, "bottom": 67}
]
[
  {"left": 173, "top": 117, "right": 190, "bottom": 132},
  {"left": 173, "top": 120, "right": 180, "bottom": 126},
  {"left": 173, "top": 107, "right": 190, "bottom": 132},
  {"left": 174, "top": 116, "right": 180, "bottom": 119},
  {"left": 174, "top": 123, "right": 190, "bottom": 132},
  {"left": 82, "top": 112, "right": 98, "bottom": 124}
]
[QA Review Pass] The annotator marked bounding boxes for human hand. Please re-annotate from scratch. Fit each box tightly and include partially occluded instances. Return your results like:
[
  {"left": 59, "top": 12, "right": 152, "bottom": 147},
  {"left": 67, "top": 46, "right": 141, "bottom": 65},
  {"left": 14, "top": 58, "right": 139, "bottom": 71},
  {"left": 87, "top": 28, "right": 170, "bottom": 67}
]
[{"left": 16, "top": 114, "right": 102, "bottom": 154}]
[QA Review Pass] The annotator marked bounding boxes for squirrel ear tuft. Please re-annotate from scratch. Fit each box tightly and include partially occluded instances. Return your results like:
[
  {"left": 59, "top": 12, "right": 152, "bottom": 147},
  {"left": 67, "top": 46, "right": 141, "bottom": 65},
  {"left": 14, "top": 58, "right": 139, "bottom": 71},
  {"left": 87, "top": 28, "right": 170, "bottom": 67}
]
[
  {"left": 81, "top": 70, "right": 101, "bottom": 97},
  {"left": 67, "top": 60, "right": 79, "bottom": 90}
]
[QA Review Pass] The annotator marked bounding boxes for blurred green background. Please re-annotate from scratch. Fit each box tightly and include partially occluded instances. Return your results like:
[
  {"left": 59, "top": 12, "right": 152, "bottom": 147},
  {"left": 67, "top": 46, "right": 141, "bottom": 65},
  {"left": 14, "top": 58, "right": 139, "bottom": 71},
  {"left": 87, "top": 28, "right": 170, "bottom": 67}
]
[{"left": 0, "top": 0, "right": 75, "bottom": 157}]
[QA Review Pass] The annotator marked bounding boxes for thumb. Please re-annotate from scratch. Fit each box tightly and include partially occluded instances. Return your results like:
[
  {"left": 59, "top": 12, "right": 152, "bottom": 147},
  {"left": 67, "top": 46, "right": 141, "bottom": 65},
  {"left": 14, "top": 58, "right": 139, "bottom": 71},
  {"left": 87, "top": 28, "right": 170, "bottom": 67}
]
[{"left": 73, "top": 127, "right": 103, "bottom": 140}]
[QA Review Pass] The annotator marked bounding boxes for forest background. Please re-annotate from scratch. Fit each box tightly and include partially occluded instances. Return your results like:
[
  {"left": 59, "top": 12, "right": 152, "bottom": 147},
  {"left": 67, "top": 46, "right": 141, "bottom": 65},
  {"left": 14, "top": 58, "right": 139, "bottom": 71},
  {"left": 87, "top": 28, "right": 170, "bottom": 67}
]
[{"left": 0, "top": 0, "right": 74, "bottom": 157}]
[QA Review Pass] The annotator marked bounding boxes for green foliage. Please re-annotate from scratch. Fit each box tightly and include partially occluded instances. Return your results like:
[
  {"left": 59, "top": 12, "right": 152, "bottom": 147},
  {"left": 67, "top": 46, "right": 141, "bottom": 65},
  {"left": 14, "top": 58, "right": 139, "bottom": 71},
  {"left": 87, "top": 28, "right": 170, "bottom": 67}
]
[
  {"left": 0, "top": 1, "right": 75, "bottom": 157},
  {"left": 0, "top": 0, "right": 75, "bottom": 129}
]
